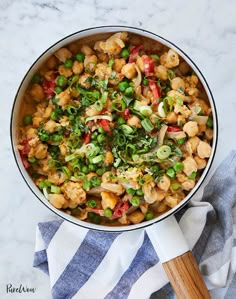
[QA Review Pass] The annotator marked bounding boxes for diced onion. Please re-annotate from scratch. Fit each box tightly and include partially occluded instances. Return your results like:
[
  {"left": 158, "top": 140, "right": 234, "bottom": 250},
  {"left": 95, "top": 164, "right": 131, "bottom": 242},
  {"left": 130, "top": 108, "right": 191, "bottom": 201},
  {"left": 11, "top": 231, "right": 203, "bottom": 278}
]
[
  {"left": 43, "top": 187, "right": 49, "bottom": 199},
  {"left": 167, "top": 131, "right": 186, "bottom": 139},
  {"left": 85, "top": 115, "right": 112, "bottom": 123},
  {"left": 158, "top": 124, "right": 168, "bottom": 145},
  {"left": 158, "top": 102, "right": 166, "bottom": 118},
  {"left": 133, "top": 65, "right": 142, "bottom": 87},
  {"left": 189, "top": 115, "right": 208, "bottom": 125}
]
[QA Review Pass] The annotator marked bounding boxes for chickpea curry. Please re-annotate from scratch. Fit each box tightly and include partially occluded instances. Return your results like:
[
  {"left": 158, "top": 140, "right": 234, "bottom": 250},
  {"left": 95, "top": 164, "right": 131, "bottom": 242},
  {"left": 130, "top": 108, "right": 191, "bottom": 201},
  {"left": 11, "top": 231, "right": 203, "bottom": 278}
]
[{"left": 18, "top": 32, "right": 213, "bottom": 225}]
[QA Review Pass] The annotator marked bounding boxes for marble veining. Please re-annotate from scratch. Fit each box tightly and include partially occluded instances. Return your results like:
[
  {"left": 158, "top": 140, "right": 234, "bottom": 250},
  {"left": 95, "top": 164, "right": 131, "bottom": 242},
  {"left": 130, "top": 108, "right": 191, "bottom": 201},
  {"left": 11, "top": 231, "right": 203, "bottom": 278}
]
[{"left": 1, "top": 0, "right": 236, "bottom": 298}]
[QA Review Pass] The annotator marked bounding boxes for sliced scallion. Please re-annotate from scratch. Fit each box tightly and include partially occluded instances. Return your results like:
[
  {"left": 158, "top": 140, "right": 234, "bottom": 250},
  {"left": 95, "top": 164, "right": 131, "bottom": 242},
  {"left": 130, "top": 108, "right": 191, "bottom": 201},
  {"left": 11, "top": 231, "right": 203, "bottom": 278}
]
[{"left": 141, "top": 118, "right": 154, "bottom": 132}]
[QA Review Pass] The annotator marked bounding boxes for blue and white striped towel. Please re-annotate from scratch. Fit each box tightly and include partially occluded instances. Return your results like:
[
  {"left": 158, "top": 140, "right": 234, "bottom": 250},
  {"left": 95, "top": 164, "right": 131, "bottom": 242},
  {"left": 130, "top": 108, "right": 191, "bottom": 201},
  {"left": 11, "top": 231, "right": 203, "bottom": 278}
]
[{"left": 34, "top": 151, "right": 236, "bottom": 299}]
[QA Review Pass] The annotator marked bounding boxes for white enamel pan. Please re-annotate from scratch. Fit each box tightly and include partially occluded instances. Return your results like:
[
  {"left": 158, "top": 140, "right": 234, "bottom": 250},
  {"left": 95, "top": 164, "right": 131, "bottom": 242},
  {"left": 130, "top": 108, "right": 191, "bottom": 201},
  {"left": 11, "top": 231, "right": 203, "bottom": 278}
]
[{"left": 11, "top": 26, "right": 218, "bottom": 298}]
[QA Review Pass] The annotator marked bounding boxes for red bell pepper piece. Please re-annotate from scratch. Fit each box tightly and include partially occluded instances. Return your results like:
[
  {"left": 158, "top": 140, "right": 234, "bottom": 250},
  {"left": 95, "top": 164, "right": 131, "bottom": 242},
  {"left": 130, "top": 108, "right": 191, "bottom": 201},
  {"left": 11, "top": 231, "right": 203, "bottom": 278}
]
[
  {"left": 100, "top": 119, "right": 111, "bottom": 133},
  {"left": 111, "top": 201, "right": 130, "bottom": 219},
  {"left": 84, "top": 133, "right": 91, "bottom": 144},
  {"left": 42, "top": 79, "right": 56, "bottom": 98},
  {"left": 20, "top": 139, "right": 32, "bottom": 155},
  {"left": 123, "top": 108, "right": 130, "bottom": 120},
  {"left": 143, "top": 56, "right": 155, "bottom": 75},
  {"left": 149, "top": 80, "right": 161, "bottom": 103},
  {"left": 129, "top": 45, "right": 144, "bottom": 63},
  {"left": 167, "top": 126, "right": 181, "bottom": 132},
  {"left": 21, "top": 154, "right": 30, "bottom": 169}
]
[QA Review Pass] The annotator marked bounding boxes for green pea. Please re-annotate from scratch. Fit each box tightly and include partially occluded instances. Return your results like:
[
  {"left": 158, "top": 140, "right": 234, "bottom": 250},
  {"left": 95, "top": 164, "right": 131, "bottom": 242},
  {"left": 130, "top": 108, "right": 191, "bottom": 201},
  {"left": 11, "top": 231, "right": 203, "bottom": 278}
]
[
  {"left": 56, "top": 75, "right": 68, "bottom": 87},
  {"left": 104, "top": 208, "right": 113, "bottom": 218},
  {"left": 90, "top": 176, "right": 101, "bottom": 187},
  {"left": 76, "top": 53, "right": 85, "bottom": 62},
  {"left": 177, "top": 138, "right": 185, "bottom": 145},
  {"left": 127, "top": 188, "right": 136, "bottom": 195},
  {"left": 188, "top": 171, "right": 197, "bottom": 179},
  {"left": 54, "top": 86, "right": 62, "bottom": 94},
  {"left": 68, "top": 115, "right": 75, "bottom": 121},
  {"left": 130, "top": 196, "right": 140, "bottom": 206},
  {"left": 31, "top": 74, "right": 41, "bottom": 84},
  {"left": 51, "top": 134, "right": 63, "bottom": 142},
  {"left": 117, "top": 117, "right": 126, "bottom": 125},
  {"left": 125, "top": 86, "right": 134, "bottom": 96},
  {"left": 118, "top": 81, "right": 129, "bottom": 92},
  {"left": 173, "top": 162, "right": 183, "bottom": 172},
  {"left": 96, "top": 167, "right": 106, "bottom": 176},
  {"left": 120, "top": 48, "right": 130, "bottom": 59},
  {"left": 166, "top": 168, "right": 176, "bottom": 179},
  {"left": 97, "top": 134, "right": 105, "bottom": 144},
  {"left": 88, "top": 199, "right": 97, "bottom": 208},
  {"left": 88, "top": 164, "right": 96, "bottom": 171},
  {"left": 23, "top": 114, "right": 32, "bottom": 126},
  {"left": 142, "top": 78, "right": 149, "bottom": 86},
  {"left": 39, "top": 133, "right": 49, "bottom": 142},
  {"left": 98, "top": 127, "right": 105, "bottom": 134},
  {"left": 83, "top": 180, "right": 92, "bottom": 191},
  {"left": 81, "top": 165, "right": 89, "bottom": 174},
  {"left": 91, "top": 131, "right": 98, "bottom": 140},
  {"left": 50, "top": 111, "right": 58, "bottom": 121},
  {"left": 64, "top": 59, "right": 73, "bottom": 68},
  {"left": 145, "top": 211, "right": 154, "bottom": 221},
  {"left": 136, "top": 188, "right": 144, "bottom": 196}
]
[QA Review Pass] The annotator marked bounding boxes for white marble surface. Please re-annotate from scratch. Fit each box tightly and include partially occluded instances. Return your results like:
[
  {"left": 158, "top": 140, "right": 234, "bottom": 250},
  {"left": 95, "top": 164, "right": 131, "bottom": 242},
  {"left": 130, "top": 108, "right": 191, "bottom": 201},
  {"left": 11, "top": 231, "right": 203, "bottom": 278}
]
[{"left": 0, "top": 0, "right": 236, "bottom": 298}]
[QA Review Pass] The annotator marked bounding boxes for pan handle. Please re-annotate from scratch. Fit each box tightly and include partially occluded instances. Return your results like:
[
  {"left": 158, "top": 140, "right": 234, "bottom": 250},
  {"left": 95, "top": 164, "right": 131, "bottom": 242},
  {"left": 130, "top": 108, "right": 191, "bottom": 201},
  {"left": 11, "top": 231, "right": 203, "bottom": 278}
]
[{"left": 146, "top": 215, "right": 210, "bottom": 299}]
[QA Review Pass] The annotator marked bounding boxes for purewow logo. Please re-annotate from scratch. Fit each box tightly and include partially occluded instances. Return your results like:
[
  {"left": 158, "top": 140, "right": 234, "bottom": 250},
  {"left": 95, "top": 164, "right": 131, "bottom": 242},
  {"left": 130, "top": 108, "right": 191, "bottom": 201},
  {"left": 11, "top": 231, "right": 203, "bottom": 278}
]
[{"left": 6, "top": 284, "right": 36, "bottom": 294}]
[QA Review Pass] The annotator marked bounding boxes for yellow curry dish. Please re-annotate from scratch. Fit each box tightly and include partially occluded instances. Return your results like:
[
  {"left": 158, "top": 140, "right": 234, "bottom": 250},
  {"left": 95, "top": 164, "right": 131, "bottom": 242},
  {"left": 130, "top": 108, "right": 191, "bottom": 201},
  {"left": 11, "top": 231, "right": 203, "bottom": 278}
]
[{"left": 17, "top": 32, "right": 213, "bottom": 225}]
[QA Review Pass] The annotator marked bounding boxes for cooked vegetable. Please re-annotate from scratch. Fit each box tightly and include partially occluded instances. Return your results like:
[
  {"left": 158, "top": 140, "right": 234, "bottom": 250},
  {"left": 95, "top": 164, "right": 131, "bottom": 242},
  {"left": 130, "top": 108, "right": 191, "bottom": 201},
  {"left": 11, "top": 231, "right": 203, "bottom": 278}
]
[{"left": 17, "top": 31, "right": 213, "bottom": 226}]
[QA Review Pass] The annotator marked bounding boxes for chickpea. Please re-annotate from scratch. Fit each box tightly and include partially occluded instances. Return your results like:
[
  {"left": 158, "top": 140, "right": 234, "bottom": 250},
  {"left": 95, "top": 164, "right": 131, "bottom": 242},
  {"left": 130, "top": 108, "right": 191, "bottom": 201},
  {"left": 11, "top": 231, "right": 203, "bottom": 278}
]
[
  {"left": 72, "top": 61, "right": 84, "bottom": 75},
  {"left": 186, "top": 87, "right": 199, "bottom": 97},
  {"left": 78, "top": 74, "right": 91, "bottom": 89},
  {"left": 29, "top": 84, "right": 44, "bottom": 102},
  {"left": 113, "top": 58, "right": 126, "bottom": 73},
  {"left": 44, "top": 70, "right": 56, "bottom": 81},
  {"left": 182, "top": 180, "right": 195, "bottom": 191},
  {"left": 128, "top": 210, "right": 145, "bottom": 224},
  {"left": 34, "top": 143, "right": 48, "bottom": 159},
  {"left": 59, "top": 144, "right": 67, "bottom": 156},
  {"left": 166, "top": 112, "right": 178, "bottom": 124},
  {"left": 48, "top": 194, "right": 66, "bottom": 209},
  {"left": 127, "top": 115, "right": 141, "bottom": 127},
  {"left": 80, "top": 45, "right": 95, "bottom": 55},
  {"left": 57, "top": 90, "right": 70, "bottom": 106},
  {"left": 165, "top": 196, "right": 178, "bottom": 208},
  {"left": 84, "top": 55, "right": 98, "bottom": 73},
  {"left": 44, "top": 120, "right": 57, "bottom": 133},
  {"left": 101, "top": 191, "right": 119, "bottom": 210},
  {"left": 182, "top": 157, "right": 198, "bottom": 176},
  {"left": 183, "top": 121, "right": 199, "bottom": 137},
  {"left": 187, "top": 136, "right": 200, "bottom": 153},
  {"left": 54, "top": 47, "right": 72, "bottom": 63},
  {"left": 26, "top": 128, "right": 37, "bottom": 139},
  {"left": 155, "top": 65, "right": 168, "bottom": 80},
  {"left": 178, "top": 61, "right": 191, "bottom": 75},
  {"left": 157, "top": 174, "right": 171, "bottom": 192},
  {"left": 194, "top": 156, "right": 207, "bottom": 170},
  {"left": 197, "top": 141, "right": 212, "bottom": 159},
  {"left": 104, "top": 151, "right": 114, "bottom": 166},
  {"left": 171, "top": 77, "right": 185, "bottom": 91},
  {"left": 32, "top": 116, "right": 43, "bottom": 128},
  {"left": 47, "top": 56, "right": 58, "bottom": 69},
  {"left": 44, "top": 106, "right": 53, "bottom": 119},
  {"left": 121, "top": 63, "right": 137, "bottom": 79},
  {"left": 166, "top": 49, "right": 180, "bottom": 68},
  {"left": 58, "top": 65, "right": 73, "bottom": 77}
]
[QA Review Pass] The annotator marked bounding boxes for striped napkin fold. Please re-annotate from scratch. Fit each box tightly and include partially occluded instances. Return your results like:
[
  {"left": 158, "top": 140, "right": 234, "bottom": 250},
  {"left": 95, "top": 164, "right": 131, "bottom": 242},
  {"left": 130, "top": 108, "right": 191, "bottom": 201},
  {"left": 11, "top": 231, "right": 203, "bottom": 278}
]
[{"left": 34, "top": 151, "right": 236, "bottom": 299}]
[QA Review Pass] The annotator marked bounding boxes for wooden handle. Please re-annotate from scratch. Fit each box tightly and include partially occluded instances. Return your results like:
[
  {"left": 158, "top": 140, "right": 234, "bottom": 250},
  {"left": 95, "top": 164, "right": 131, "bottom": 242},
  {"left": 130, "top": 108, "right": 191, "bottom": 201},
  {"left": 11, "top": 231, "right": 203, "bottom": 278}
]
[{"left": 163, "top": 250, "right": 211, "bottom": 299}]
